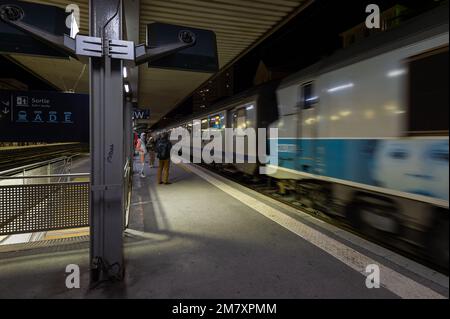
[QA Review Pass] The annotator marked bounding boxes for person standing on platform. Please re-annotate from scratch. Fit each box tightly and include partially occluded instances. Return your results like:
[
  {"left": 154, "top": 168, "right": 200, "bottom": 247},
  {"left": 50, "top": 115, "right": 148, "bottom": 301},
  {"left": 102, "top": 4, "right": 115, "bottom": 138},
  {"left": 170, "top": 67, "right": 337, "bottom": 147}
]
[
  {"left": 146, "top": 134, "right": 157, "bottom": 168},
  {"left": 156, "top": 132, "right": 172, "bottom": 184},
  {"left": 133, "top": 131, "right": 139, "bottom": 155},
  {"left": 136, "top": 132, "right": 147, "bottom": 178}
]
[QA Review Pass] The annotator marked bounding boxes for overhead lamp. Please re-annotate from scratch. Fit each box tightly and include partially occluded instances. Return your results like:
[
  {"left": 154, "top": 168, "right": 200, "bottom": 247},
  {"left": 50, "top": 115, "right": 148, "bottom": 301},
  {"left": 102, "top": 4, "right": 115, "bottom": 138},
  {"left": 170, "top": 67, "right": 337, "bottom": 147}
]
[
  {"left": 327, "top": 83, "right": 354, "bottom": 93},
  {"left": 387, "top": 69, "right": 406, "bottom": 78}
]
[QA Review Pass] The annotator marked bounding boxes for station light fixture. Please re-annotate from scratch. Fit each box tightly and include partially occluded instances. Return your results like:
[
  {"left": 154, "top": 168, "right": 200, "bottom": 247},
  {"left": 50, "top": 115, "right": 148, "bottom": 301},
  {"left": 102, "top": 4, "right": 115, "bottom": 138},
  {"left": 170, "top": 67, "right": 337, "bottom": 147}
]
[
  {"left": 330, "top": 115, "right": 340, "bottom": 121},
  {"left": 327, "top": 83, "right": 354, "bottom": 93},
  {"left": 305, "top": 96, "right": 319, "bottom": 102},
  {"left": 339, "top": 110, "right": 351, "bottom": 117},
  {"left": 387, "top": 69, "right": 407, "bottom": 78},
  {"left": 123, "top": 67, "right": 128, "bottom": 78},
  {"left": 124, "top": 83, "right": 130, "bottom": 93}
]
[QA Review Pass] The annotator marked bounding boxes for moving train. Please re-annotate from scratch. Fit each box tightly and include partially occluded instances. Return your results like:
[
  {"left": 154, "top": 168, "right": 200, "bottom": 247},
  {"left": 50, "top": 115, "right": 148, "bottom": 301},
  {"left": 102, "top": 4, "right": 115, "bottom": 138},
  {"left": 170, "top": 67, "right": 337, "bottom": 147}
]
[{"left": 159, "top": 7, "right": 449, "bottom": 269}]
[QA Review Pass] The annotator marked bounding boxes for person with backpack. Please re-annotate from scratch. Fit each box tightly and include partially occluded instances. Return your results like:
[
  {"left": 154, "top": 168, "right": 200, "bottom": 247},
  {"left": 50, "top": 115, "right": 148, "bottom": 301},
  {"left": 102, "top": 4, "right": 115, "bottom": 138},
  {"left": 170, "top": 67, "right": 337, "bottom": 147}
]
[
  {"left": 136, "top": 132, "right": 147, "bottom": 178},
  {"left": 156, "top": 132, "right": 172, "bottom": 184}
]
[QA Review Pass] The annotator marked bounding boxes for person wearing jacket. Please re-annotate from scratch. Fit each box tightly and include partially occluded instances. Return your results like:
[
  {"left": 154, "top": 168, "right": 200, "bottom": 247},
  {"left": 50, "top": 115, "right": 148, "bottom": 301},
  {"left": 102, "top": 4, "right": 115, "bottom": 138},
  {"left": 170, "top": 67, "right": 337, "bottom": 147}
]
[
  {"left": 136, "top": 132, "right": 147, "bottom": 178},
  {"left": 156, "top": 132, "right": 172, "bottom": 184}
]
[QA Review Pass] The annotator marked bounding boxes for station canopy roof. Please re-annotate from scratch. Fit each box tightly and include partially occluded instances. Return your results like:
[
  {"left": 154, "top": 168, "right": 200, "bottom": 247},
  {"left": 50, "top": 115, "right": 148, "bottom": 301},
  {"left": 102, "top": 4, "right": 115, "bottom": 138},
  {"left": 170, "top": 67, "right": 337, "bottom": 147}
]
[{"left": 9, "top": 0, "right": 310, "bottom": 125}]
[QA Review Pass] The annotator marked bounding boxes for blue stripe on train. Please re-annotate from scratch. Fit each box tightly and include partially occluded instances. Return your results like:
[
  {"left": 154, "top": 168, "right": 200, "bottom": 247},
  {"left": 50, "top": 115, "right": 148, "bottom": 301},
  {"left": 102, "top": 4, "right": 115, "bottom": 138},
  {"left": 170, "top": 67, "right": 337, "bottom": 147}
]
[{"left": 272, "top": 138, "right": 449, "bottom": 201}]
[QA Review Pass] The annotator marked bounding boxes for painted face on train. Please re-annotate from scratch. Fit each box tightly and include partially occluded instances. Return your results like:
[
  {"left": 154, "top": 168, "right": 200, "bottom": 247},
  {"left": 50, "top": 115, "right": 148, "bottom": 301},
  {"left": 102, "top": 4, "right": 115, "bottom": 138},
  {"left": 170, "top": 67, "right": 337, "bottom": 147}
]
[{"left": 373, "top": 140, "right": 449, "bottom": 201}]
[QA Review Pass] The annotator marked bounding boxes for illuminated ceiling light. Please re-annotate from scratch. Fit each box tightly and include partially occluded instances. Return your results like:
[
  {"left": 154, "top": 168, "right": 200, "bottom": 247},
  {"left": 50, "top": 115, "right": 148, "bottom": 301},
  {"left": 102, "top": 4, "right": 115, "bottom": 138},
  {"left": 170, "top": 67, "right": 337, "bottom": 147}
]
[
  {"left": 384, "top": 105, "right": 396, "bottom": 111},
  {"left": 327, "top": 83, "right": 354, "bottom": 93},
  {"left": 364, "top": 110, "right": 375, "bottom": 119},
  {"left": 339, "top": 110, "right": 351, "bottom": 117},
  {"left": 123, "top": 67, "right": 128, "bottom": 78},
  {"left": 387, "top": 69, "right": 406, "bottom": 78},
  {"left": 305, "top": 118, "right": 315, "bottom": 125},
  {"left": 305, "top": 96, "right": 319, "bottom": 102},
  {"left": 330, "top": 115, "right": 340, "bottom": 121},
  {"left": 394, "top": 110, "right": 405, "bottom": 114},
  {"left": 124, "top": 84, "right": 130, "bottom": 93},
  {"left": 246, "top": 105, "right": 254, "bottom": 110}
]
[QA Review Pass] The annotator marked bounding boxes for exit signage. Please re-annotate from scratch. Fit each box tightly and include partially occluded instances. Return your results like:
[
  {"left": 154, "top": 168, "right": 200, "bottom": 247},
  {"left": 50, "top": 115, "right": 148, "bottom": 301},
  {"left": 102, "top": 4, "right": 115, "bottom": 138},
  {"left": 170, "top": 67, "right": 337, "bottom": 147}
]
[{"left": 0, "top": 90, "right": 89, "bottom": 142}]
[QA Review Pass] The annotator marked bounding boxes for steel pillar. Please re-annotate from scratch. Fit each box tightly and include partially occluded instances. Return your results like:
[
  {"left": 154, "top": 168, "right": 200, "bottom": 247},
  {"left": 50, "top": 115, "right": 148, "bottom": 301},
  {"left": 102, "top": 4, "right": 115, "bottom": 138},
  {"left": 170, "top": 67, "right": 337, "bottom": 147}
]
[
  {"left": 124, "top": 100, "right": 133, "bottom": 174},
  {"left": 89, "top": 0, "right": 124, "bottom": 284},
  {"left": 123, "top": 0, "right": 139, "bottom": 167}
]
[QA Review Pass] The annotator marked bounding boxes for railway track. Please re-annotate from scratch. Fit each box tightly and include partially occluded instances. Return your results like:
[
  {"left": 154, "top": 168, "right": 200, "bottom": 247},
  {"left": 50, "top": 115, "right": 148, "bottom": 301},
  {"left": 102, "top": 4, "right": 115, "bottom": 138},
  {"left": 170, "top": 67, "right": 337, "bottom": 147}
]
[{"left": 0, "top": 143, "right": 88, "bottom": 173}]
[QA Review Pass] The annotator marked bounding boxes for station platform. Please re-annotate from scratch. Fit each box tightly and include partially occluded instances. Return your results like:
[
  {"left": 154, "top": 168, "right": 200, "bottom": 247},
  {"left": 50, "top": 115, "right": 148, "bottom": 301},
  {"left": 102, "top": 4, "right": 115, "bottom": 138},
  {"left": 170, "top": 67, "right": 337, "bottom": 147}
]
[{"left": 0, "top": 158, "right": 448, "bottom": 298}]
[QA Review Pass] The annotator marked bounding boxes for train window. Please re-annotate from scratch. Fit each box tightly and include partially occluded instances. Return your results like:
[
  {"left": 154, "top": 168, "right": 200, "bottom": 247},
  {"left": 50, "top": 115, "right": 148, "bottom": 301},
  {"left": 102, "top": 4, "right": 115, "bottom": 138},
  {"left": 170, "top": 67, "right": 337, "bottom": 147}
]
[
  {"left": 201, "top": 118, "right": 209, "bottom": 130},
  {"left": 232, "top": 108, "right": 246, "bottom": 129},
  {"left": 209, "top": 114, "right": 225, "bottom": 130},
  {"left": 407, "top": 47, "right": 448, "bottom": 135},
  {"left": 301, "top": 82, "right": 317, "bottom": 109},
  {"left": 236, "top": 108, "right": 247, "bottom": 129},
  {"left": 182, "top": 123, "right": 191, "bottom": 134}
]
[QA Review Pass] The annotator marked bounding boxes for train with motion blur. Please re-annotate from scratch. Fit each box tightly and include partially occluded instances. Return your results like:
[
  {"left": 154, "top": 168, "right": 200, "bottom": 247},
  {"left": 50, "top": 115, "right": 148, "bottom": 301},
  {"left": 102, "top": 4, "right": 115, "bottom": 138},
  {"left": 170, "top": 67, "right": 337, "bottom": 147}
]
[{"left": 159, "top": 7, "right": 449, "bottom": 269}]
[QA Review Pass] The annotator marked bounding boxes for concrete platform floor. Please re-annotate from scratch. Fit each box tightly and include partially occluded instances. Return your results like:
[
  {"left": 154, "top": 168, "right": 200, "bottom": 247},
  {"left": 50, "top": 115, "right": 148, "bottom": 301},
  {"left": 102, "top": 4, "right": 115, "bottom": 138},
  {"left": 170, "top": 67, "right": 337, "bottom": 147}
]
[{"left": 0, "top": 158, "right": 448, "bottom": 298}]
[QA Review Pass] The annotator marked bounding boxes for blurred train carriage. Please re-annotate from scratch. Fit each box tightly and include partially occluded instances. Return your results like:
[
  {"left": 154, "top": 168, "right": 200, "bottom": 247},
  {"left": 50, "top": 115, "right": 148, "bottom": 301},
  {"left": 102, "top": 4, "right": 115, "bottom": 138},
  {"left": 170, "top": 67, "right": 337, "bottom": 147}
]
[
  {"left": 161, "top": 7, "right": 449, "bottom": 270},
  {"left": 267, "top": 6, "right": 448, "bottom": 268}
]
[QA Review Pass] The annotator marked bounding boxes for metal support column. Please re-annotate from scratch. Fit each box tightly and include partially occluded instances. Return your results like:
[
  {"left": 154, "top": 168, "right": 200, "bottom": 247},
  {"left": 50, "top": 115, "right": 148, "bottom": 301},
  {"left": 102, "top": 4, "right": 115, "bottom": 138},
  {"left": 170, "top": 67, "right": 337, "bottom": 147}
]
[
  {"left": 123, "top": 0, "right": 140, "bottom": 170},
  {"left": 89, "top": 0, "right": 124, "bottom": 284},
  {"left": 124, "top": 100, "right": 132, "bottom": 168}
]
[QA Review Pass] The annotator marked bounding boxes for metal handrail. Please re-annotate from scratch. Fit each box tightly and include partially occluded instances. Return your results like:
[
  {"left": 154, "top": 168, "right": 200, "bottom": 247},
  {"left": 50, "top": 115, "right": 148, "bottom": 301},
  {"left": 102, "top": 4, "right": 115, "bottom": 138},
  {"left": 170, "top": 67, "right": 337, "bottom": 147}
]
[
  {"left": 0, "top": 155, "right": 76, "bottom": 175},
  {"left": 0, "top": 173, "right": 90, "bottom": 180},
  {"left": 57, "top": 155, "right": 74, "bottom": 183}
]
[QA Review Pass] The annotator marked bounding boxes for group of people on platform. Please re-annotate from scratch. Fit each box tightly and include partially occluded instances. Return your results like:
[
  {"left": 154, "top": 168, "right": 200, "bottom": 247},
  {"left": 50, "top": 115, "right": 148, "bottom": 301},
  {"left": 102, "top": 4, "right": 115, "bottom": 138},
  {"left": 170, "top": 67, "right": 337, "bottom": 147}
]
[{"left": 134, "top": 131, "right": 172, "bottom": 184}]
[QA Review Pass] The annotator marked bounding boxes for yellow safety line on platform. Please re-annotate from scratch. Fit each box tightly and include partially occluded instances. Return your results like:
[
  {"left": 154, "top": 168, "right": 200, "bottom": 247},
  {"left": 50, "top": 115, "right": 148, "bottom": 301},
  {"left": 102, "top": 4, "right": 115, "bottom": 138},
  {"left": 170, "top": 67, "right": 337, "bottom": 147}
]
[{"left": 44, "top": 227, "right": 89, "bottom": 240}]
